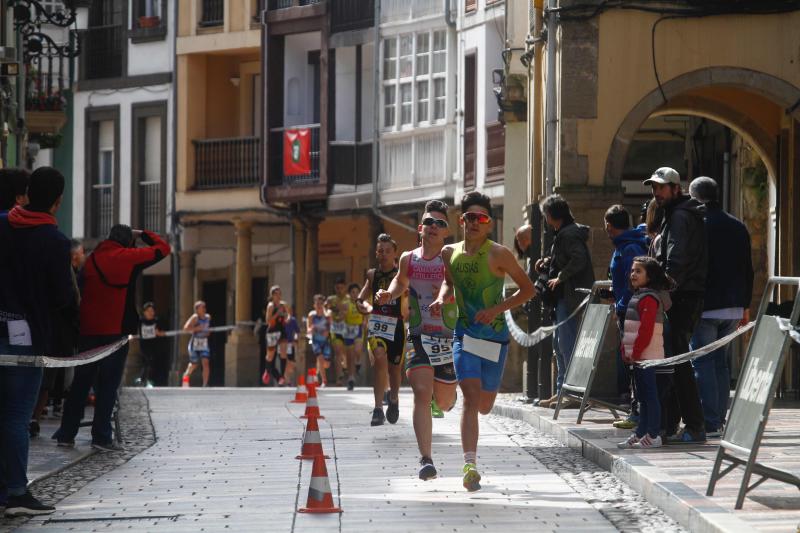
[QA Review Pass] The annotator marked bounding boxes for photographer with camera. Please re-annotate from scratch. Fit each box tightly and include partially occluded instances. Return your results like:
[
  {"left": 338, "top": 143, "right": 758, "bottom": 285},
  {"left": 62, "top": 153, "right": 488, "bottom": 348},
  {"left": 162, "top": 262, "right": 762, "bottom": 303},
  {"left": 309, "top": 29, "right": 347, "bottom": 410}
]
[
  {"left": 54, "top": 225, "right": 170, "bottom": 452},
  {"left": 534, "top": 195, "right": 595, "bottom": 408}
]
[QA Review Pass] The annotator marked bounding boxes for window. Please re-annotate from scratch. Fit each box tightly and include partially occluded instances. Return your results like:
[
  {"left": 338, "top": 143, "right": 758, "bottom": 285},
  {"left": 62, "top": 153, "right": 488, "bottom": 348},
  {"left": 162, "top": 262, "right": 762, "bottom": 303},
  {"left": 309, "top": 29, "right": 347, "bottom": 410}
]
[
  {"left": 131, "top": 102, "right": 167, "bottom": 234},
  {"left": 131, "top": 0, "right": 167, "bottom": 42},
  {"left": 39, "top": 0, "right": 64, "bottom": 15},
  {"left": 85, "top": 108, "right": 120, "bottom": 240},
  {"left": 382, "top": 29, "right": 448, "bottom": 130}
]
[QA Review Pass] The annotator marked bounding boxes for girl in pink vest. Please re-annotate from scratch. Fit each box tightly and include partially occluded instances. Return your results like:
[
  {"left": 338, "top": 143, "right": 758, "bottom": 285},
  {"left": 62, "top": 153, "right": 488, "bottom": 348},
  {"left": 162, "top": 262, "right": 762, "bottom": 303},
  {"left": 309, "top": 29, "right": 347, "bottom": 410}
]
[{"left": 618, "top": 256, "right": 674, "bottom": 449}]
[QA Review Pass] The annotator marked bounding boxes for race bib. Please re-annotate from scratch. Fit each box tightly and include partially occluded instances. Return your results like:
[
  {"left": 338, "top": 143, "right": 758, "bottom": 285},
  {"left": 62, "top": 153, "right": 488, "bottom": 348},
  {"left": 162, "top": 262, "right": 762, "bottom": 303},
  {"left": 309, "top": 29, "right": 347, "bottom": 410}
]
[
  {"left": 368, "top": 314, "right": 398, "bottom": 341},
  {"left": 344, "top": 324, "right": 361, "bottom": 340},
  {"left": 421, "top": 335, "right": 453, "bottom": 366},
  {"left": 141, "top": 324, "right": 157, "bottom": 339},
  {"left": 192, "top": 337, "right": 209, "bottom": 352},
  {"left": 462, "top": 334, "right": 501, "bottom": 363},
  {"left": 266, "top": 331, "right": 282, "bottom": 348},
  {"left": 8, "top": 320, "right": 32, "bottom": 347},
  {"left": 331, "top": 321, "right": 346, "bottom": 336}
]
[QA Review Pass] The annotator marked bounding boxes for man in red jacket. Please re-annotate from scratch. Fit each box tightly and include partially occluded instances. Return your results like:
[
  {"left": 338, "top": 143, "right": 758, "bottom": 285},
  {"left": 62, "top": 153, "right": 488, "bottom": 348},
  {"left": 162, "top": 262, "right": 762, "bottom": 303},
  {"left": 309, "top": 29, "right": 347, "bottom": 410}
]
[{"left": 54, "top": 224, "right": 170, "bottom": 451}]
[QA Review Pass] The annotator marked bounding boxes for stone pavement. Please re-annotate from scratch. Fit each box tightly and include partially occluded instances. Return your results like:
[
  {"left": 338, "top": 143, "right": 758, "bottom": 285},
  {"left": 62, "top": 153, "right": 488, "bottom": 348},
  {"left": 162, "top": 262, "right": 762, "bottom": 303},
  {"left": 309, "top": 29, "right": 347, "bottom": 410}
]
[
  {"left": 493, "top": 394, "right": 800, "bottom": 533},
  {"left": 9, "top": 387, "right": 682, "bottom": 532}
]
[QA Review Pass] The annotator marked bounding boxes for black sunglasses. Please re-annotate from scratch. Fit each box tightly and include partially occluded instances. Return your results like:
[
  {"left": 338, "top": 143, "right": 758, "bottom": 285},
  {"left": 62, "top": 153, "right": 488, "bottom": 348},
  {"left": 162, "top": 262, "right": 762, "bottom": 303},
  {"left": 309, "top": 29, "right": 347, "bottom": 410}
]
[{"left": 421, "top": 217, "right": 449, "bottom": 229}]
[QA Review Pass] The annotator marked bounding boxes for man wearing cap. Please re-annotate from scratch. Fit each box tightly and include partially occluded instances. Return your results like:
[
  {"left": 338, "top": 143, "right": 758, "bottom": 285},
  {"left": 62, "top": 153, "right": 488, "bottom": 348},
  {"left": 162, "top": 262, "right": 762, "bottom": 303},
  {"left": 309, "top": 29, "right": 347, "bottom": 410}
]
[{"left": 645, "top": 167, "right": 708, "bottom": 443}]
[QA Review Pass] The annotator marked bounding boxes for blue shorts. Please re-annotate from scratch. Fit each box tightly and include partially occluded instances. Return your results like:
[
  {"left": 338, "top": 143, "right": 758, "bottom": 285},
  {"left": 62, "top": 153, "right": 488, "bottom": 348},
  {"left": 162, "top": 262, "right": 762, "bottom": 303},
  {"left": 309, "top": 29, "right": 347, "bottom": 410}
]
[
  {"left": 312, "top": 339, "right": 332, "bottom": 360},
  {"left": 189, "top": 351, "right": 210, "bottom": 364},
  {"left": 453, "top": 336, "right": 509, "bottom": 392},
  {"left": 343, "top": 326, "right": 362, "bottom": 347}
]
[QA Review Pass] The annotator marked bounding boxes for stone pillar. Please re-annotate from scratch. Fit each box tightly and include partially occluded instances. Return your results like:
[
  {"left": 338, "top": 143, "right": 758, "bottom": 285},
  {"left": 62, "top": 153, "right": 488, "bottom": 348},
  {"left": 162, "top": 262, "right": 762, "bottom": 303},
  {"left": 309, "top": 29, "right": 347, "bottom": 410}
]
[
  {"left": 225, "top": 220, "right": 260, "bottom": 387},
  {"left": 171, "top": 250, "right": 197, "bottom": 385}
]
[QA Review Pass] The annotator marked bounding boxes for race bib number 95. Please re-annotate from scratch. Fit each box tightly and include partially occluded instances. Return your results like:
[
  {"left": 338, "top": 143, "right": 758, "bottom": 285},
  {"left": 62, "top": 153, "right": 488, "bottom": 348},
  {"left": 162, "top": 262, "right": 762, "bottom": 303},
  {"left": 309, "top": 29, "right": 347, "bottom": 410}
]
[
  {"left": 421, "top": 335, "right": 453, "bottom": 366},
  {"left": 368, "top": 314, "right": 398, "bottom": 341}
]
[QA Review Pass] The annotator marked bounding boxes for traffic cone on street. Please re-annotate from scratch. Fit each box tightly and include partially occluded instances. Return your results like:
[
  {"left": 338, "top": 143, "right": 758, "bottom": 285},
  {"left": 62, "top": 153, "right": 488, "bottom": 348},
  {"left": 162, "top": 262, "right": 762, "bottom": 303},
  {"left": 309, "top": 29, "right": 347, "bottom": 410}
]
[
  {"left": 307, "top": 368, "right": 317, "bottom": 392},
  {"left": 300, "top": 383, "right": 324, "bottom": 419},
  {"left": 298, "top": 454, "right": 341, "bottom": 514},
  {"left": 291, "top": 375, "right": 308, "bottom": 403},
  {"left": 296, "top": 415, "right": 329, "bottom": 460}
]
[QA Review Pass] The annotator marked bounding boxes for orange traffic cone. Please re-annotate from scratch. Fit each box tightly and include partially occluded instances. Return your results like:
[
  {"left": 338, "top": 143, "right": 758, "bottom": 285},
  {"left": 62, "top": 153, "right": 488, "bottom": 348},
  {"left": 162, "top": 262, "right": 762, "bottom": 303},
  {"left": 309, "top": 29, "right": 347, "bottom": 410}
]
[
  {"left": 300, "top": 383, "right": 324, "bottom": 420},
  {"left": 296, "top": 415, "right": 329, "bottom": 460},
  {"left": 306, "top": 368, "right": 317, "bottom": 391},
  {"left": 298, "top": 454, "right": 341, "bottom": 514},
  {"left": 291, "top": 375, "right": 308, "bottom": 404}
]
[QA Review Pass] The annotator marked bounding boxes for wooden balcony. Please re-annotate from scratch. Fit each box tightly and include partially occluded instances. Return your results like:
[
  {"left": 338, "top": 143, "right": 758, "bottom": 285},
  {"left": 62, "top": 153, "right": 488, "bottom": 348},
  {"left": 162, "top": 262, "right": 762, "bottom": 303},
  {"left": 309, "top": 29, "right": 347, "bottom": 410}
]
[
  {"left": 193, "top": 136, "right": 261, "bottom": 190},
  {"left": 265, "top": 0, "right": 326, "bottom": 23},
  {"left": 331, "top": 0, "right": 374, "bottom": 33},
  {"left": 330, "top": 141, "right": 372, "bottom": 188},
  {"left": 266, "top": 124, "right": 327, "bottom": 202}
]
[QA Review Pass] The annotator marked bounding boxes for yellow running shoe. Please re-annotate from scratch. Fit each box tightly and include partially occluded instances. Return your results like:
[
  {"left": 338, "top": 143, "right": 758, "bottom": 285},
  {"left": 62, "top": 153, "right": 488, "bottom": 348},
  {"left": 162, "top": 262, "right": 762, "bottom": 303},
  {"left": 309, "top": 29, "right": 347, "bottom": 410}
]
[
  {"left": 462, "top": 463, "right": 481, "bottom": 492},
  {"left": 430, "top": 399, "right": 444, "bottom": 419}
]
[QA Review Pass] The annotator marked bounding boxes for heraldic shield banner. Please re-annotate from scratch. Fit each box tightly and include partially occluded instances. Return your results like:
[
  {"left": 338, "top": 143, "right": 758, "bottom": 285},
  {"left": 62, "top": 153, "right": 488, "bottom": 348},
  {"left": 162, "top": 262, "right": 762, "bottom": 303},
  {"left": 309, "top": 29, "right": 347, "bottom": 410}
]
[{"left": 284, "top": 128, "right": 311, "bottom": 176}]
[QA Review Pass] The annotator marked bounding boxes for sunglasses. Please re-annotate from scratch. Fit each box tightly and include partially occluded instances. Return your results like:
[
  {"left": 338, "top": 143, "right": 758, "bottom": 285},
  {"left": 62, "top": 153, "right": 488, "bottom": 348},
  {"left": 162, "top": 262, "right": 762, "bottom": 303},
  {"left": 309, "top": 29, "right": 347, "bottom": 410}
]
[
  {"left": 461, "top": 212, "right": 492, "bottom": 225},
  {"left": 421, "top": 217, "right": 449, "bottom": 229}
]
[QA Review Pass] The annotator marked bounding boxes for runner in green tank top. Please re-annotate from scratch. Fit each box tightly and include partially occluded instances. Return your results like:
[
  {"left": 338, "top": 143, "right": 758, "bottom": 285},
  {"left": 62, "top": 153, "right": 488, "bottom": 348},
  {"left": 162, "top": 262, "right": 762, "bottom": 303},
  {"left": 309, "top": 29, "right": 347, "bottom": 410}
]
[{"left": 431, "top": 191, "right": 535, "bottom": 492}]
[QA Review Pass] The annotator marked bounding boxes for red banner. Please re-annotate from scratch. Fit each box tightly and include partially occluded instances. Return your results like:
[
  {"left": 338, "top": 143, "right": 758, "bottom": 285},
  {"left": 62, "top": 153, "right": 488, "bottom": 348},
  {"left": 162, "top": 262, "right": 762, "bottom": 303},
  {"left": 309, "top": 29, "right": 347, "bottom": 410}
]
[{"left": 283, "top": 129, "right": 311, "bottom": 176}]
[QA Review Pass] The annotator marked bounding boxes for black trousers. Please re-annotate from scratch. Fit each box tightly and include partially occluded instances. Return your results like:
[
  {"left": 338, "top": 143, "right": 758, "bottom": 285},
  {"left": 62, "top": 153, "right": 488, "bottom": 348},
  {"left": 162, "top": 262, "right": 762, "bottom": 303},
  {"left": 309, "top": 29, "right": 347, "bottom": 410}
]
[{"left": 664, "top": 292, "right": 705, "bottom": 434}]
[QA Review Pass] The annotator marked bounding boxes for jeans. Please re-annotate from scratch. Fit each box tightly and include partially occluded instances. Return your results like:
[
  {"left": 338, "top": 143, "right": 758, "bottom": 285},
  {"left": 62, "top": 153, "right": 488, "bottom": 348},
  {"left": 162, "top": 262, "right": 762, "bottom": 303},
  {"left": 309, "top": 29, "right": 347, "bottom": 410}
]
[
  {"left": 553, "top": 299, "right": 579, "bottom": 392},
  {"left": 691, "top": 318, "right": 738, "bottom": 432},
  {"left": 634, "top": 366, "right": 660, "bottom": 439},
  {"left": 665, "top": 292, "right": 706, "bottom": 434},
  {"left": 0, "top": 342, "right": 42, "bottom": 496},
  {"left": 56, "top": 336, "right": 128, "bottom": 444}
]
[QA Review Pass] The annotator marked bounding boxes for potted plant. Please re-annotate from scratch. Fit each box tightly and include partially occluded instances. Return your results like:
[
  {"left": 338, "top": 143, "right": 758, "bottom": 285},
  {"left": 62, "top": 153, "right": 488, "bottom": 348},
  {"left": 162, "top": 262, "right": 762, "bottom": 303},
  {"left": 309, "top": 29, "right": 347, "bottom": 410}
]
[{"left": 138, "top": 15, "right": 160, "bottom": 28}]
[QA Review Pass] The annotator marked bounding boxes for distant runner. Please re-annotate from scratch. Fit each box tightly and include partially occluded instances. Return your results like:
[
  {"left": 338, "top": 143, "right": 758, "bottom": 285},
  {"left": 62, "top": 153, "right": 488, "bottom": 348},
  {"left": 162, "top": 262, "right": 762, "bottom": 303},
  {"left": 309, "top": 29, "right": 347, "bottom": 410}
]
[
  {"left": 183, "top": 301, "right": 212, "bottom": 387},
  {"left": 308, "top": 294, "right": 333, "bottom": 387}
]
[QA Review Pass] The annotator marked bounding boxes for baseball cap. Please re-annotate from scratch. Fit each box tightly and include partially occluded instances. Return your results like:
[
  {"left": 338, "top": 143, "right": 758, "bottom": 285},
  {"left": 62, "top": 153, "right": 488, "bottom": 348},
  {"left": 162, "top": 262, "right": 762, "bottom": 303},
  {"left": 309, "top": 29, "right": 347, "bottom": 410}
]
[{"left": 643, "top": 167, "right": 680, "bottom": 186}]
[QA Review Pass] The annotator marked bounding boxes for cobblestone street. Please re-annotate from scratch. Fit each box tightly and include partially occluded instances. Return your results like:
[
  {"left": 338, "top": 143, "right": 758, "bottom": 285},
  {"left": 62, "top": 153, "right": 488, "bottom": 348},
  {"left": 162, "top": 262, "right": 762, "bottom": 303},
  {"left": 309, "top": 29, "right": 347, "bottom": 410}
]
[{"left": 4, "top": 387, "right": 686, "bottom": 532}]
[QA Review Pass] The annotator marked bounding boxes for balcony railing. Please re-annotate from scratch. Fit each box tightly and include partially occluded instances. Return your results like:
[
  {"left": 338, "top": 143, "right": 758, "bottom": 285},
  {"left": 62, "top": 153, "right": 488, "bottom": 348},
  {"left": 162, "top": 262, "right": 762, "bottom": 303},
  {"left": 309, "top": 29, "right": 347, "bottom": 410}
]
[
  {"left": 199, "top": 0, "right": 224, "bottom": 27},
  {"left": 193, "top": 137, "right": 261, "bottom": 190},
  {"left": 80, "top": 25, "right": 123, "bottom": 80},
  {"left": 92, "top": 184, "right": 114, "bottom": 239},
  {"left": 268, "top": 0, "right": 321, "bottom": 9},
  {"left": 330, "top": 141, "right": 372, "bottom": 188},
  {"left": 139, "top": 180, "right": 164, "bottom": 234},
  {"left": 381, "top": 0, "right": 443, "bottom": 24},
  {"left": 268, "top": 124, "right": 320, "bottom": 187},
  {"left": 331, "top": 0, "right": 374, "bottom": 33}
]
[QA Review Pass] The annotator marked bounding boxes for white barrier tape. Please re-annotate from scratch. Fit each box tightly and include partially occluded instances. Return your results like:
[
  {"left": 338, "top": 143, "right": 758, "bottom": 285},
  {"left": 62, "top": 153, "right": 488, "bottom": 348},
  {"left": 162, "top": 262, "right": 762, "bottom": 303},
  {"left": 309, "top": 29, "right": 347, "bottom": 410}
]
[
  {"left": 129, "top": 321, "right": 257, "bottom": 340},
  {"left": 0, "top": 337, "right": 129, "bottom": 368},
  {"left": 504, "top": 295, "right": 590, "bottom": 348},
  {"left": 638, "top": 321, "right": 755, "bottom": 368},
  {"left": 778, "top": 318, "right": 800, "bottom": 345}
]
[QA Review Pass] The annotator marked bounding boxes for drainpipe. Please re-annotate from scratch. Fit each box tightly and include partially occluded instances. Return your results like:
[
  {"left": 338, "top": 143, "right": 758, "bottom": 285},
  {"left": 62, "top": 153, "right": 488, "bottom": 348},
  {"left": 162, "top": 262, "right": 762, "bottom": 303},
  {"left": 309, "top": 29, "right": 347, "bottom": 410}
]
[
  {"left": 371, "top": 0, "right": 419, "bottom": 234},
  {"left": 543, "top": 0, "right": 557, "bottom": 196},
  {"left": 445, "top": 0, "right": 455, "bottom": 27}
]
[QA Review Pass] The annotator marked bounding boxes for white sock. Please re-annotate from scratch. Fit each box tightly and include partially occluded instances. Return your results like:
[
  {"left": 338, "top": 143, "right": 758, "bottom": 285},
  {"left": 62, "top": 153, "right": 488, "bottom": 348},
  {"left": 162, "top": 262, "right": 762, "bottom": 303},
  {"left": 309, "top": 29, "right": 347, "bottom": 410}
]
[{"left": 464, "top": 452, "right": 476, "bottom": 465}]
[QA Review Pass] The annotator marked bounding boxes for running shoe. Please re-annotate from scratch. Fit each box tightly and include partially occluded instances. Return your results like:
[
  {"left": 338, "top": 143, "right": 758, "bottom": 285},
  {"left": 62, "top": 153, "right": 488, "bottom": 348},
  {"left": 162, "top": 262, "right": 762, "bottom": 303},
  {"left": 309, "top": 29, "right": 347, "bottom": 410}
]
[
  {"left": 261, "top": 370, "right": 271, "bottom": 386},
  {"left": 347, "top": 378, "right": 355, "bottom": 391},
  {"left": 56, "top": 439, "right": 75, "bottom": 448},
  {"left": 418, "top": 457, "right": 437, "bottom": 480},
  {"left": 632, "top": 434, "right": 662, "bottom": 449},
  {"left": 462, "top": 463, "right": 481, "bottom": 492},
  {"left": 386, "top": 399, "right": 399, "bottom": 424},
  {"left": 612, "top": 417, "right": 637, "bottom": 430},
  {"left": 370, "top": 407, "right": 385, "bottom": 426},
  {"left": 3, "top": 492, "right": 55, "bottom": 517},
  {"left": 430, "top": 399, "right": 444, "bottom": 419},
  {"left": 616, "top": 434, "right": 639, "bottom": 449}
]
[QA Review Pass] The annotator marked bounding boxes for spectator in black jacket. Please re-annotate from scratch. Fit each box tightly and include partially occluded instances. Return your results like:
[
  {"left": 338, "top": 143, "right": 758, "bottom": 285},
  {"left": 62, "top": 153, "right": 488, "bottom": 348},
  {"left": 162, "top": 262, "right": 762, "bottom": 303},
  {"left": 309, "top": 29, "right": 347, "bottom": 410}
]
[
  {"left": 645, "top": 167, "right": 707, "bottom": 443},
  {"left": 688, "top": 177, "right": 753, "bottom": 437},
  {"left": 1, "top": 167, "right": 75, "bottom": 517}
]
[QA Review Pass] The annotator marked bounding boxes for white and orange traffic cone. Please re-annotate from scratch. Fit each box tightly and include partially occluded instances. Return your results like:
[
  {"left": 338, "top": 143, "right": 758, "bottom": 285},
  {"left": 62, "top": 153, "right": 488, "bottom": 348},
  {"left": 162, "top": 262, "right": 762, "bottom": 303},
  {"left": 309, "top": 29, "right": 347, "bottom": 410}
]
[
  {"left": 181, "top": 374, "right": 190, "bottom": 388},
  {"left": 291, "top": 375, "right": 308, "bottom": 404},
  {"left": 296, "top": 415, "right": 329, "bottom": 460},
  {"left": 306, "top": 368, "right": 317, "bottom": 392},
  {"left": 298, "top": 454, "right": 342, "bottom": 514},
  {"left": 300, "top": 383, "right": 324, "bottom": 420}
]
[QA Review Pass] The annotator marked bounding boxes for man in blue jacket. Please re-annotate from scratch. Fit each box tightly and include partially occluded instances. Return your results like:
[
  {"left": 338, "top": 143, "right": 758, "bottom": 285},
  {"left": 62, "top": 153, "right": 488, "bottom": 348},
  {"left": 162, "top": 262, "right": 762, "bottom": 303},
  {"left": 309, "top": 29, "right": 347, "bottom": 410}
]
[
  {"left": 604, "top": 205, "right": 648, "bottom": 427},
  {"left": 689, "top": 177, "right": 753, "bottom": 438}
]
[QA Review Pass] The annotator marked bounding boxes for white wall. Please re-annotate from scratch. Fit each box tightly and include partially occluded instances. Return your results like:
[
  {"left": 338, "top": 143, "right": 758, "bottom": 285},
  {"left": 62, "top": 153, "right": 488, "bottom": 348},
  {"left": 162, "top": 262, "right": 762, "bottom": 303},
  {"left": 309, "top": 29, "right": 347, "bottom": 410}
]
[
  {"left": 284, "top": 32, "right": 320, "bottom": 127},
  {"left": 127, "top": 0, "right": 174, "bottom": 75}
]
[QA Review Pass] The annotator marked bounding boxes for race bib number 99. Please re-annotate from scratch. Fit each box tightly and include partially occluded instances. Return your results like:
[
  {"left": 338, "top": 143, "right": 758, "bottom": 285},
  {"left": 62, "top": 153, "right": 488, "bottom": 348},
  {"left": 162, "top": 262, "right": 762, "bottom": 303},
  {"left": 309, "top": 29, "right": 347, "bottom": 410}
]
[
  {"left": 368, "top": 314, "right": 398, "bottom": 341},
  {"left": 421, "top": 335, "right": 453, "bottom": 366}
]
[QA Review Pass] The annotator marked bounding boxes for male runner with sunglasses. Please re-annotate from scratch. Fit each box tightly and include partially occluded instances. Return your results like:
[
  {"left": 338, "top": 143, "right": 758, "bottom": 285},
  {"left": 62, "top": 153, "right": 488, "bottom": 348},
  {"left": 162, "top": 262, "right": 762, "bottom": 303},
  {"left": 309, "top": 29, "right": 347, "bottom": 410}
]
[
  {"left": 430, "top": 191, "right": 535, "bottom": 491},
  {"left": 357, "top": 233, "right": 405, "bottom": 426},
  {"left": 377, "top": 200, "right": 459, "bottom": 481}
]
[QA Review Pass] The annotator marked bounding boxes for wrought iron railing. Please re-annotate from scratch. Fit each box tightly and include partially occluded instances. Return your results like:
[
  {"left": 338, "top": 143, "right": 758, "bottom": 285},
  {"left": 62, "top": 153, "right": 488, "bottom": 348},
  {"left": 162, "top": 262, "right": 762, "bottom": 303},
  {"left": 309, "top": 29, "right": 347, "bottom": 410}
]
[
  {"left": 199, "top": 0, "right": 224, "bottom": 26},
  {"left": 330, "top": 141, "right": 372, "bottom": 187},
  {"left": 268, "top": 124, "right": 320, "bottom": 187},
  {"left": 139, "top": 180, "right": 164, "bottom": 233},
  {"left": 92, "top": 184, "right": 114, "bottom": 238},
  {"left": 268, "top": 0, "right": 321, "bottom": 9},
  {"left": 331, "top": 0, "right": 373, "bottom": 32},
  {"left": 80, "top": 25, "right": 123, "bottom": 80},
  {"left": 193, "top": 137, "right": 261, "bottom": 190}
]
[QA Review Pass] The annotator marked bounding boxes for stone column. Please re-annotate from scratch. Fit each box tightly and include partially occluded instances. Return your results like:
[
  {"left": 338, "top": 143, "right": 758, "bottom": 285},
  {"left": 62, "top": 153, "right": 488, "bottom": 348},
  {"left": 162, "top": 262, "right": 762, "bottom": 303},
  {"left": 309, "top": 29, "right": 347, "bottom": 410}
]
[
  {"left": 225, "top": 220, "right": 259, "bottom": 387},
  {"left": 171, "top": 250, "right": 197, "bottom": 385}
]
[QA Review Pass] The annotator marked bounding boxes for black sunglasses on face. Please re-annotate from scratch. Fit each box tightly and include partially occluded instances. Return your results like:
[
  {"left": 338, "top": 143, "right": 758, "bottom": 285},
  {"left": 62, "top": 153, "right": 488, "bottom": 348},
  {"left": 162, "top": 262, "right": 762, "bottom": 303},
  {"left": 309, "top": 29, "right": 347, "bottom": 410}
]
[{"left": 421, "top": 217, "right": 448, "bottom": 228}]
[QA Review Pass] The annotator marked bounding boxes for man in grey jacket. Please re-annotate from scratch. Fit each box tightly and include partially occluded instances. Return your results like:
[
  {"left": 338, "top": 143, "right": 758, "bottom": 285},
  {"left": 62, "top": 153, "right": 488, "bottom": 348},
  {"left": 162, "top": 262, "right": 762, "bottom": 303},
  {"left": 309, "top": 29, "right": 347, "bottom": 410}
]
[
  {"left": 646, "top": 167, "right": 707, "bottom": 443},
  {"left": 535, "top": 194, "right": 595, "bottom": 407}
]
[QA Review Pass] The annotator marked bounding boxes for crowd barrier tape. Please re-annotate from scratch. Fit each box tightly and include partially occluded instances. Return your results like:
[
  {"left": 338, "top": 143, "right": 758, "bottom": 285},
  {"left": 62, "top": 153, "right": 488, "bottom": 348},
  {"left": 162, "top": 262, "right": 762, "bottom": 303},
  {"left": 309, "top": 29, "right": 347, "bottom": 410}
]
[
  {"left": 504, "top": 295, "right": 591, "bottom": 348},
  {"left": 0, "top": 321, "right": 257, "bottom": 368},
  {"left": 638, "top": 321, "right": 756, "bottom": 368}
]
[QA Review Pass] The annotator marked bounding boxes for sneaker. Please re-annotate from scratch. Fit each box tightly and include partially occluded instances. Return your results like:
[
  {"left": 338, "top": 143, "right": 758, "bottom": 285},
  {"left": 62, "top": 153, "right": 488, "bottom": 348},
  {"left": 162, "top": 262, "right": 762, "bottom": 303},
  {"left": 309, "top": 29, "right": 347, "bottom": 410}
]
[
  {"left": 462, "top": 463, "right": 482, "bottom": 492},
  {"left": 91, "top": 441, "right": 125, "bottom": 453},
  {"left": 706, "top": 426, "right": 723, "bottom": 438},
  {"left": 418, "top": 457, "right": 437, "bottom": 481},
  {"left": 537, "top": 393, "right": 559, "bottom": 408},
  {"left": 370, "top": 407, "right": 385, "bottom": 426},
  {"left": 56, "top": 439, "right": 75, "bottom": 448},
  {"left": 278, "top": 377, "right": 286, "bottom": 387},
  {"left": 29, "top": 420, "right": 40, "bottom": 438},
  {"left": 386, "top": 399, "right": 399, "bottom": 424},
  {"left": 261, "top": 370, "right": 271, "bottom": 386},
  {"left": 632, "top": 434, "right": 662, "bottom": 449},
  {"left": 617, "top": 433, "right": 639, "bottom": 449},
  {"left": 666, "top": 428, "right": 707, "bottom": 444},
  {"left": 4, "top": 492, "right": 55, "bottom": 517},
  {"left": 612, "top": 417, "right": 637, "bottom": 430},
  {"left": 430, "top": 399, "right": 444, "bottom": 419},
  {"left": 320, "top": 381, "right": 327, "bottom": 388},
  {"left": 347, "top": 379, "right": 355, "bottom": 391}
]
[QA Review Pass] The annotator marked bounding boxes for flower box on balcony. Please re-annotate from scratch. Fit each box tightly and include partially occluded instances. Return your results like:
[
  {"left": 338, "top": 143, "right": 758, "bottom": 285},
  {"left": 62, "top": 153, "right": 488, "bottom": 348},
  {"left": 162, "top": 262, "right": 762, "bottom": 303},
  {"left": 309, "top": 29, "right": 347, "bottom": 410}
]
[
  {"left": 26, "top": 110, "right": 68, "bottom": 135},
  {"left": 138, "top": 15, "right": 161, "bottom": 28}
]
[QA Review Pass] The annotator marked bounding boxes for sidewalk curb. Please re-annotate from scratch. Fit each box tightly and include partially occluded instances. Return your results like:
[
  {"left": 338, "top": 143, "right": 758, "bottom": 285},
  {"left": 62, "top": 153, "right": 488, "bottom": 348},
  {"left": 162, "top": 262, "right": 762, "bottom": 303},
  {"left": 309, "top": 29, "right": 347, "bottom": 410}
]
[{"left": 492, "top": 402, "right": 759, "bottom": 533}]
